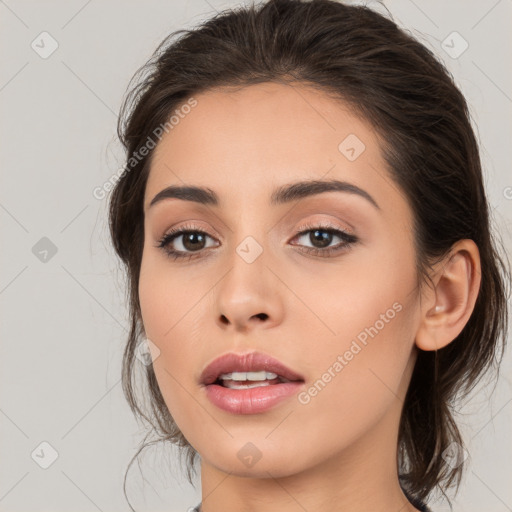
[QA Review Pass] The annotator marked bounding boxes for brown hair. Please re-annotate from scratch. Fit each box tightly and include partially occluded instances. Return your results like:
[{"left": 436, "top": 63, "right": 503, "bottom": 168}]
[{"left": 108, "top": 0, "right": 510, "bottom": 508}]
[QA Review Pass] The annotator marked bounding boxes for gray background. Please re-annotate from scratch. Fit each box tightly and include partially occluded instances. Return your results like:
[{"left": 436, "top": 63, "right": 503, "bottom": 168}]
[{"left": 1, "top": 0, "right": 511, "bottom": 511}]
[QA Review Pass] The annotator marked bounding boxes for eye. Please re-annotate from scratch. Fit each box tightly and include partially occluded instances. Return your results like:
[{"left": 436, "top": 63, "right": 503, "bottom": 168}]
[
  {"left": 155, "top": 222, "right": 358, "bottom": 261},
  {"left": 155, "top": 223, "right": 219, "bottom": 261},
  {"left": 290, "top": 222, "right": 358, "bottom": 258}
]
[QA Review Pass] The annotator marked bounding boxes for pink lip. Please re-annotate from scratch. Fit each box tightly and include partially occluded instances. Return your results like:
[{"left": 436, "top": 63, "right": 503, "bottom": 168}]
[
  {"left": 200, "top": 351, "right": 305, "bottom": 385},
  {"left": 200, "top": 351, "right": 305, "bottom": 415}
]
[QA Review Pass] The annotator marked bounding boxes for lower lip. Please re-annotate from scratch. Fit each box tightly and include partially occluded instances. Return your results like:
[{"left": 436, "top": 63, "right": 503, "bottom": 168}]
[{"left": 204, "top": 381, "right": 304, "bottom": 414}]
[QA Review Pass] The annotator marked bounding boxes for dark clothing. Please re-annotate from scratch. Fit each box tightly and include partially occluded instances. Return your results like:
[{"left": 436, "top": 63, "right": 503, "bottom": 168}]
[{"left": 191, "top": 491, "right": 432, "bottom": 512}]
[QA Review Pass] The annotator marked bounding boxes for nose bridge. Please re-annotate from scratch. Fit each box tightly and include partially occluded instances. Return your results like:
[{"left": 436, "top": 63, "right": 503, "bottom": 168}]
[
  {"left": 228, "top": 204, "right": 272, "bottom": 269},
  {"left": 223, "top": 229, "right": 269, "bottom": 302},
  {"left": 212, "top": 218, "right": 284, "bottom": 331}
]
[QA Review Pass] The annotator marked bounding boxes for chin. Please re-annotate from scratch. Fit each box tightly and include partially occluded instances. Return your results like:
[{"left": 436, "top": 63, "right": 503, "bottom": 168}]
[{"left": 201, "top": 441, "right": 311, "bottom": 478}]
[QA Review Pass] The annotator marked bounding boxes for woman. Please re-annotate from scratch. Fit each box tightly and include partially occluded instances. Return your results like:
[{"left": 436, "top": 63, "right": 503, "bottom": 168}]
[{"left": 108, "top": 1, "right": 510, "bottom": 510}]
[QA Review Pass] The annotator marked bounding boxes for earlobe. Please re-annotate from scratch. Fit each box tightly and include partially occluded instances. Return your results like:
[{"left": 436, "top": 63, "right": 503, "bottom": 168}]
[{"left": 415, "top": 240, "right": 481, "bottom": 352}]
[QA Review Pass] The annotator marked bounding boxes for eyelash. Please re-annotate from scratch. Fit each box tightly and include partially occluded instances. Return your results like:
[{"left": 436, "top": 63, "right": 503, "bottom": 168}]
[{"left": 155, "top": 221, "right": 358, "bottom": 261}]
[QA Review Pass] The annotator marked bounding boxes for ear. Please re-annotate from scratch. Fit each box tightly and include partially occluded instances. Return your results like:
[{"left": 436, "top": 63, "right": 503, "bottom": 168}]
[{"left": 415, "top": 239, "right": 481, "bottom": 351}]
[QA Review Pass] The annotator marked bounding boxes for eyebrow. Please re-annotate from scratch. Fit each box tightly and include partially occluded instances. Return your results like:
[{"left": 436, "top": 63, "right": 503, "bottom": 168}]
[{"left": 148, "top": 179, "right": 380, "bottom": 210}]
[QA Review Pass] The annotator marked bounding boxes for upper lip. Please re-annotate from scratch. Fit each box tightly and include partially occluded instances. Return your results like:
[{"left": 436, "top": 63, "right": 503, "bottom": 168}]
[{"left": 200, "top": 351, "right": 305, "bottom": 386}]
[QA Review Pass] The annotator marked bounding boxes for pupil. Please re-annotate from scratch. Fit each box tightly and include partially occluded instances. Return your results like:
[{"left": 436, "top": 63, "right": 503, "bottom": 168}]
[{"left": 311, "top": 229, "right": 331, "bottom": 248}]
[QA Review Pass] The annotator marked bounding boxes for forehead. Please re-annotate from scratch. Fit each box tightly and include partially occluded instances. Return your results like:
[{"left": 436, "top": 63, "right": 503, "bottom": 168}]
[{"left": 144, "top": 82, "right": 397, "bottom": 213}]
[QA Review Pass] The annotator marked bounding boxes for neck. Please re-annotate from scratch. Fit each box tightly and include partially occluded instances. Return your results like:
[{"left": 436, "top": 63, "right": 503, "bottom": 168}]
[{"left": 198, "top": 397, "right": 422, "bottom": 512}]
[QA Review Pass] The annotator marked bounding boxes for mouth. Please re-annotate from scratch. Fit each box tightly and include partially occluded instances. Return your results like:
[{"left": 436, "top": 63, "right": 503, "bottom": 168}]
[
  {"left": 200, "top": 351, "right": 305, "bottom": 388},
  {"left": 213, "top": 370, "right": 293, "bottom": 389},
  {"left": 200, "top": 351, "right": 305, "bottom": 415}
]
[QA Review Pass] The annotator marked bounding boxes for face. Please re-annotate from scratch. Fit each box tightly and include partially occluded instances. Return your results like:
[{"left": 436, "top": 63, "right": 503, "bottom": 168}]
[{"left": 139, "top": 82, "right": 422, "bottom": 478}]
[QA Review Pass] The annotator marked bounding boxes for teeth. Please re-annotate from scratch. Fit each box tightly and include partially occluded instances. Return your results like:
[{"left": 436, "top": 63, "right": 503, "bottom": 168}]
[
  {"left": 223, "top": 381, "right": 272, "bottom": 390},
  {"left": 219, "top": 371, "right": 279, "bottom": 381}
]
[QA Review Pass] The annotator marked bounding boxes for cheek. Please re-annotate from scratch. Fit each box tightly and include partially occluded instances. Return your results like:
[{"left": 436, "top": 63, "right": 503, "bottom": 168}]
[
  {"left": 293, "top": 238, "right": 418, "bottom": 413},
  {"left": 291, "top": 241, "right": 416, "bottom": 349},
  {"left": 138, "top": 260, "right": 171, "bottom": 340},
  {"left": 138, "top": 255, "right": 203, "bottom": 428},
  {"left": 138, "top": 251, "right": 208, "bottom": 380},
  {"left": 138, "top": 249, "right": 195, "bottom": 340},
  {"left": 292, "top": 299, "right": 417, "bottom": 455}
]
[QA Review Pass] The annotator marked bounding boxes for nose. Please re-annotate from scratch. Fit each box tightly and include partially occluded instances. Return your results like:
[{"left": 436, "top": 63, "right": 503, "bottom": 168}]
[
  {"left": 219, "top": 311, "right": 269, "bottom": 328},
  {"left": 214, "top": 255, "right": 285, "bottom": 334}
]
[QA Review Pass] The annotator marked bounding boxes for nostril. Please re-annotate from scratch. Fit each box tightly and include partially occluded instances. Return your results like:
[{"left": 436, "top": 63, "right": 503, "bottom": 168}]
[{"left": 254, "top": 313, "right": 268, "bottom": 321}]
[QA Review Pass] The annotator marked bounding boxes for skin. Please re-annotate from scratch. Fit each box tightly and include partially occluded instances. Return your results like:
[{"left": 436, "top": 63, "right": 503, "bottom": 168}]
[{"left": 138, "top": 82, "right": 481, "bottom": 512}]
